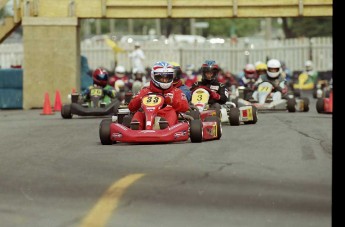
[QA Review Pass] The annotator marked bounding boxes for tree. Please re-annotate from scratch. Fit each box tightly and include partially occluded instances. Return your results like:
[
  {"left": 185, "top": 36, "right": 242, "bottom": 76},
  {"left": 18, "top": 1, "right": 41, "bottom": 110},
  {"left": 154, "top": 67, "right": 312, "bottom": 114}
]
[{"left": 282, "top": 17, "right": 332, "bottom": 38}]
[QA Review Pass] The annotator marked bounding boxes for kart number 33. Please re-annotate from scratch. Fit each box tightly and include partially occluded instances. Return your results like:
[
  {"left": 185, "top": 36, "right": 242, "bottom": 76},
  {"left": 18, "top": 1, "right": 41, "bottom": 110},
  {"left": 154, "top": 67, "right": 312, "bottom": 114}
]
[{"left": 142, "top": 95, "right": 163, "bottom": 106}]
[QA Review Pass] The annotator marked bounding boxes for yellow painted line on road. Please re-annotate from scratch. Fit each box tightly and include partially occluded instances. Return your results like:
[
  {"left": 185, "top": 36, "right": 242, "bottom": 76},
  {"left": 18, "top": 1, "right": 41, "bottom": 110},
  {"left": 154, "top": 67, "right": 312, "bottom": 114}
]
[{"left": 80, "top": 173, "right": 145, "bottom": 227}]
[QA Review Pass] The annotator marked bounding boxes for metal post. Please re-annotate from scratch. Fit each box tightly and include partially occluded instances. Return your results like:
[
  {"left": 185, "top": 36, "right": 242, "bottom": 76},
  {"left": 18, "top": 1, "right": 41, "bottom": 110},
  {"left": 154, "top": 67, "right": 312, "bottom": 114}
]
[{"left": 309, "top": 38, "right": 314, "bottom": 61}]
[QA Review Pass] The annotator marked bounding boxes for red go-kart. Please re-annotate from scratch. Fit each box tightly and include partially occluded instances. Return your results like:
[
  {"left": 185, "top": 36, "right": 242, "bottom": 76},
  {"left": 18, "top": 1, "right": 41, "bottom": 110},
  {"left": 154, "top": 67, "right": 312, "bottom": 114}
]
[
  {"left": 316, "top": 88, "right": 333, "bottom": 114},
  {"left": 99, "top": 93, "right": 221, "bottom": 144}
]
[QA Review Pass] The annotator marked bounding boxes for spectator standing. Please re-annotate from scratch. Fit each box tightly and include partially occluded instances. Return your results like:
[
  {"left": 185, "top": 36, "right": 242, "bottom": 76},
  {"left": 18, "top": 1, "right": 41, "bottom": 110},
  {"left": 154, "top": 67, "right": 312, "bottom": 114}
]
[{"left": 128, "top": 42, "right": 146, "bottom": 73}]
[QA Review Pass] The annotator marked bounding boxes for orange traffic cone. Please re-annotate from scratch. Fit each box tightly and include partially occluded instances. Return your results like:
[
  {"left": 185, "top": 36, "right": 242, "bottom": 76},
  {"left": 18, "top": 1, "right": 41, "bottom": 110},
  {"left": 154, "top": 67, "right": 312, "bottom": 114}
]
[
  {"left": 54, "top": 90, "right": 62, "bottom": 111},
  {"left": 40, "top": 92, "right": 54, "bottom": 115}
]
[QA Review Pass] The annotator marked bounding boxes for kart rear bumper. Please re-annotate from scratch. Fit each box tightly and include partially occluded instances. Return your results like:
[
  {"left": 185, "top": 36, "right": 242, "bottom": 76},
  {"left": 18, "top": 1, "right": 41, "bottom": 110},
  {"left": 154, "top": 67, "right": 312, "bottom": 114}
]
[
  {"left": 70, "top": 101, "right": 119, "bottom": 116},
  {"left": 253, "top": 100, "right": 287, "bottom": 111}
]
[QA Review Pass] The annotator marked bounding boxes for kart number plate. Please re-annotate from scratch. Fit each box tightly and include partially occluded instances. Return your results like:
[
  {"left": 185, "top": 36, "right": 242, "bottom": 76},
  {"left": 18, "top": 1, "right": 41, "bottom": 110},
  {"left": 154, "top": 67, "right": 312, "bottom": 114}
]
[
  {"left": 299, "top": 73, "right": 309, "bottom": 84},
  {"left": 142, "top": 95, "right": 163, "bottom": 106},
  {"left": 240, "top": 106, "right": 253, "bottom": 121},
  {"left": 258, "top": 86, "right": 272, "bottom": 93},
  {"left": 90, "top": 88, "right": 103, "bottom": 96},
  {"left": 192, "top": 91, "right": 209, "bottom": 104}
]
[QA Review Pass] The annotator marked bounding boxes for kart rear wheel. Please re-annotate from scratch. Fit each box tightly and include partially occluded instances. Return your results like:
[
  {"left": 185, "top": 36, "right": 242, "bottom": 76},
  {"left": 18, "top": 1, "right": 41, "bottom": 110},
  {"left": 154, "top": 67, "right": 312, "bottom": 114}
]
[
  {"left": 99, "top": 119, "right": 113, "bottom": 145},
  {"left": 316, "top": 98, "right": 324, "bottom": 113},
  {"left": 302, "top": 97, "right": 309, "bottom": 112},
  {"left": 287, "top": 98, "right": 296, "bottom": 112},
  {"left": 313, "top": 89, "right": 318, "bottom": 99},
  {"left": 229, "top": 108, "right": 240, "bottom": 126},
  {"left": 190, "top": 119, "right": 203, "bottom": 143},
  {"left": 61, "top": 104, "right": 72, "bottom": 119},
  {"left": 204, "top": 116, "right": 222, "bottom": 140}
]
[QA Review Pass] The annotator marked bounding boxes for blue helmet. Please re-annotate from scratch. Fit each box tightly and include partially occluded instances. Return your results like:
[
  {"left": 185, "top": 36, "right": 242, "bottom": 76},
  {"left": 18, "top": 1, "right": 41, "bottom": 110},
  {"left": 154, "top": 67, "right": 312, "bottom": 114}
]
[{"left": 201, "top": 60, "right": 219, "bottom": 82}]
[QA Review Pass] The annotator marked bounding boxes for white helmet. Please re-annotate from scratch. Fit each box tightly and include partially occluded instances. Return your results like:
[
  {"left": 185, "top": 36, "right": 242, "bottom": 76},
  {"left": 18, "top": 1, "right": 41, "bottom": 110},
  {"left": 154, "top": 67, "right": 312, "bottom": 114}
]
[
  {"left": 266, "top": 59, "right": 281, "bottom": 79},
  {"left": 305, "top": 60, "right": 313, "bottom": 71},
  {"left": 115, "top": 65, "right": 126, "bottom": 78},
  {"left": 114, "top": 79, "right": 125, "bottom": 92},
  {"left": 151, "top": 61, "right": 174, "bottom": 90}
]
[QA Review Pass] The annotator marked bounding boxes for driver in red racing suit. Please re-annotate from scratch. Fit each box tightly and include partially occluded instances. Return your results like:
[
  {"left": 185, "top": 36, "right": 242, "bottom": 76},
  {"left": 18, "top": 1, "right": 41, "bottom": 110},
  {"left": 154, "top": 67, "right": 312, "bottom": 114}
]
[{"left": 128, "top": 61, "right": 189, "bottom": 130}]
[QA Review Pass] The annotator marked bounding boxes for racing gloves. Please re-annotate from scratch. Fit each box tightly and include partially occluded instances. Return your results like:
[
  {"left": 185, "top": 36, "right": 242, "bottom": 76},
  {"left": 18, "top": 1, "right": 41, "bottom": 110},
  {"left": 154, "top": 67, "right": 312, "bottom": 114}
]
[
  {"left": 210, "top": 91, "right": 221, "bottom": 100},
  {"left": 273, "top": 85, "right": 283, "bottom": 93},
  {"left": 192, "top": 85, "right": 221, "bottom": 100},
  {"left": 164, "top": 96, "right": 173, "bottom": 105},
  {"left": 103, "top": 89, "right": 115, "bottom": 97}
]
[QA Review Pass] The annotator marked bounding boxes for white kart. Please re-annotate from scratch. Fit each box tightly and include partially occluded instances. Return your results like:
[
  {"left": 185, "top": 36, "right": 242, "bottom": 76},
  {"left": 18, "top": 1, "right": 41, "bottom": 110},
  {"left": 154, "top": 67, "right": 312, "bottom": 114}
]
[
  {"left": 251, "top": 81, "right": 309, "bottom": 112},
  {"left": 191, "top": 87, "right": 257, "bottom": 126}
]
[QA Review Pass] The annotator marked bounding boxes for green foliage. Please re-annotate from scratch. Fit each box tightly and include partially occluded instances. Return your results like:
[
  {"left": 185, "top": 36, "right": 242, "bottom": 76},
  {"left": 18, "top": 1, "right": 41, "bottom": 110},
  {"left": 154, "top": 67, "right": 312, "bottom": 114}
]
[
  {"left": 290, "top": 17, "right": 332, "bottom": 38},
  {"left": 81, "top": 17, "right": 332, "bottom": 39}
]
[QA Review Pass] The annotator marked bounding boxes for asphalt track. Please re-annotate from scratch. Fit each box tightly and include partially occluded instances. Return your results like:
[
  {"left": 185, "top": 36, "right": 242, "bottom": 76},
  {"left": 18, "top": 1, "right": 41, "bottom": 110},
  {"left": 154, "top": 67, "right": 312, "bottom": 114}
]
[{"left": 0, "top": 97, "right": 332, "bottom": 227}]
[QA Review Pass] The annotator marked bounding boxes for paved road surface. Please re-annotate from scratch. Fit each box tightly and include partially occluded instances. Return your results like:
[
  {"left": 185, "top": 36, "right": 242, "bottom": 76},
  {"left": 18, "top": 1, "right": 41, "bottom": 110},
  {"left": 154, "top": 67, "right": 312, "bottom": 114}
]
[{"left": 0, "top": 97, "right": 332, "bottom": 227}]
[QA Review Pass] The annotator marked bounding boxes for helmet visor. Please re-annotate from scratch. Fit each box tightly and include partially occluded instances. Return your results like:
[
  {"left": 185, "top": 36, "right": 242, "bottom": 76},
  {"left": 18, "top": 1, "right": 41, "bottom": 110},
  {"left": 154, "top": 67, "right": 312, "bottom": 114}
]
[
  {"left": 97, "top": 73, "right": 108, "bottom": 81},
  {"left": 268, "top": 68, "right": 279, "bottom": 73},
  {"left": 153, "top": 72, "right": 174, "bottom": 83},
  {"left": 246, "top": 73, "right": 256, "bottom": 79}
]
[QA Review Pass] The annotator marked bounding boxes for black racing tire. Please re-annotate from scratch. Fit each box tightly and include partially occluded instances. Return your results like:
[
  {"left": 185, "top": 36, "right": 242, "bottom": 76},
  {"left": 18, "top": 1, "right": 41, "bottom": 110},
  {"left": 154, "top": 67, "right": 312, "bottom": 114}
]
[
  {"left": 302, "top": 97, "right": 309, "bottom": 112},
  {"left": 190, "top": 119, "right": 203, "bottom": 143},
  {"left": 99, "top": 119, "right": 113, "bottom": 145},
  {"left": 229, "top": 108, "right": 240, "bottom": 126},
  {"left": 287, "top": 98, "right": 296, "bottom": 112},
  {"left": 204, "top": 116, "right": 222, "bottom": 140},
  {"left": 189, "top": 109, "right": 200, "bottom": 120},
  {"left": 316, "top": 98, "right": 324, "bottom": 113},
  {"left": 61, "top": 104, "right": 72, "bottom": 119},
  {"left": 313, "top": 89, "right": 317, "bottom": 99}
]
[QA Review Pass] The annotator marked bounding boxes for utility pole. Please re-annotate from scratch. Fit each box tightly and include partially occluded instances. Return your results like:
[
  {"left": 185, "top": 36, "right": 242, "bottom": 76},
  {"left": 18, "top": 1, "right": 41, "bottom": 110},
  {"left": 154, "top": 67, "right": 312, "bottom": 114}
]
[
  {"left": 128, "top": 19, "right": 134, "bottom": 34},
  {"left": 190, "top": 18, "right": 196, "bottom": 35},
  {"left": 155, "top": 19, "right": 161, "bottom": 36},
  {"left": 109, "top": 19, "right": 115, "bottom": 34},
  {"left": 265, "top": 18, "right": 272, "bottom": 40},
  {"left": 95, "top": 19, "right": 101, "bottom": 35}
]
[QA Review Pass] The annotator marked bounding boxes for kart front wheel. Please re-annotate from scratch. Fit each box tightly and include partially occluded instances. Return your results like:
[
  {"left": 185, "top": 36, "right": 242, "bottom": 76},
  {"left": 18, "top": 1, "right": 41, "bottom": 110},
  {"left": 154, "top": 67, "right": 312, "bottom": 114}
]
[
  {"left": 316, "top": 98, "right": 324, "bottom": 113},
  {"left": 190, "top": 119, "right": 203, "bottom": 143},
  {"left": 302, "top": 97, "right": 309, "bottom": 112},
  {"left": 189, "top": 109, "right": 200, "bottom": 120},
  {"left": 204, "top": 116, "right": 222, "bottom": 140},
  {"left": 99, "top": 119, "right": 113, "bottom": 145},
  {"left": 61, "top": 104, "right": 72, "bottom": 119},
  {"left": 287, "top": 98, "right": 296, "bottom": 112},
  {"left": 229, "top": 108, "right": 240, "bottom": 126}
]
